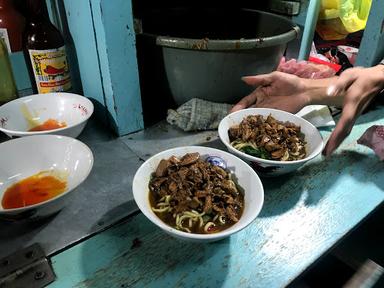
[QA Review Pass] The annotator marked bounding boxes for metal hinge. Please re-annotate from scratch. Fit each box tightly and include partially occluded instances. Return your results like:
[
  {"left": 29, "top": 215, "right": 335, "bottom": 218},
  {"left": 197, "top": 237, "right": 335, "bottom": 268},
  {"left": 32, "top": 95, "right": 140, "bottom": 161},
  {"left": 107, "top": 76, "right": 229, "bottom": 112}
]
[{"left": 0, "top": 244, "right": 55, "bottom": 288}]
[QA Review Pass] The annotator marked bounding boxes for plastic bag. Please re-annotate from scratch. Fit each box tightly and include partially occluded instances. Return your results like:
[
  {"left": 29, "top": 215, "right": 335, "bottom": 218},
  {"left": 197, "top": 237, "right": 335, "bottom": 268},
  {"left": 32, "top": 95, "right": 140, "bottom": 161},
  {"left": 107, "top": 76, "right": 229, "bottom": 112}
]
[
  {"left": 339, "top": 0, "right": 371, "bottom": 32},
  {"left": 277, "top": 57, "right": 337, "bottom": 79},
  {"left": 358, "top": 125, "right": 384, "bottom": 160},
  {"left": 317, "top": 0, "right": 372, "bottom": 40}
]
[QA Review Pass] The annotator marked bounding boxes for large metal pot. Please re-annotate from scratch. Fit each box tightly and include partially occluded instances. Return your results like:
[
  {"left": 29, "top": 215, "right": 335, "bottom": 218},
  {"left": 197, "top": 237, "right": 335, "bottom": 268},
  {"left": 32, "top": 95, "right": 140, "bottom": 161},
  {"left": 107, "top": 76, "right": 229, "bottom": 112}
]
[{"left": 142, "top": 8, "right": 300, "bottom": 105}]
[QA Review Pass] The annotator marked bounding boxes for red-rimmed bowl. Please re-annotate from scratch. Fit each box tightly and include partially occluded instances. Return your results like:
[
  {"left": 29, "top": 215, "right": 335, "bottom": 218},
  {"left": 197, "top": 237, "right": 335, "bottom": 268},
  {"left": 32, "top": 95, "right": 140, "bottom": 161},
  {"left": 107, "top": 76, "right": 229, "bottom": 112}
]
[{"left": 0, "top": 92, "right": 93, "bottom": 138}]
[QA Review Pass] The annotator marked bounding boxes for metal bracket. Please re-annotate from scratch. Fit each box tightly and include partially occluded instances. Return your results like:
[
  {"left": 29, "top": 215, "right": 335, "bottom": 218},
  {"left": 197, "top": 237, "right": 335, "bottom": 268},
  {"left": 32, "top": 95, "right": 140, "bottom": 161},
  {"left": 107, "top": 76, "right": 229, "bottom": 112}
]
[
  {"left": 0, "top": 244, "right": 55, "bottom": 288},
  {"left": 268, "top": 0, "right": 301, "bottom": 16}
]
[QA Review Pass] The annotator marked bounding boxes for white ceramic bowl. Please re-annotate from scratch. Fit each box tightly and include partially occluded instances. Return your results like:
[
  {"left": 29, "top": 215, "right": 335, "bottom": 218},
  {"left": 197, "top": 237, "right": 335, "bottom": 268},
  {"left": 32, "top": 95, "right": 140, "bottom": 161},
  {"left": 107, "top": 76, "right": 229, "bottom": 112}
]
[
  {"left": 0, "top": 92, "right": 94, "bottom": 138},
  {"left": 218, "top": 108, "right": 324, "bottom": 176},
  {"left": 132, "top": 146, "right": 264, "bottom": 242},
  {"left": 0, "top": 135, "right": 93, "bottom": 220}
]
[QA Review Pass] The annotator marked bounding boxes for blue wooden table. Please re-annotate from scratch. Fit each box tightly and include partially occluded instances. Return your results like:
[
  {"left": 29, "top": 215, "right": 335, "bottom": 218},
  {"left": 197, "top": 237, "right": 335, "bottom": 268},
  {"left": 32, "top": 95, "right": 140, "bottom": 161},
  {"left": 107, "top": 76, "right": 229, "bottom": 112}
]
[{"left": 47, "top": 108, "right": 384, "bottom": 288}]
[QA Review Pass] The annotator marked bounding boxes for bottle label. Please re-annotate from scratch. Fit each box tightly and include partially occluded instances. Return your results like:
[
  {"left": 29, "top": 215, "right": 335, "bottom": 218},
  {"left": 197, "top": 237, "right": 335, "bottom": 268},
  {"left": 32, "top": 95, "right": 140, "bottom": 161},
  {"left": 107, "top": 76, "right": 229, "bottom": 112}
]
[
  {"left": 28, "top": 46, "right": 72, "bottom": 94},
  {"left": 0, "top": 28, "right": 11, "bottom": 53}
]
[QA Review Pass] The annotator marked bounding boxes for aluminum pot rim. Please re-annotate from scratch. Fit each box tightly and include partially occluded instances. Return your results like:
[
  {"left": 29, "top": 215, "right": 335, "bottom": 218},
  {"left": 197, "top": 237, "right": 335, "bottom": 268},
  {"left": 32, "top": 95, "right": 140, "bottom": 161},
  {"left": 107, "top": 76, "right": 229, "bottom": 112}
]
[{"left": 149, "top": 9, "right": 300, "bottom": 51}]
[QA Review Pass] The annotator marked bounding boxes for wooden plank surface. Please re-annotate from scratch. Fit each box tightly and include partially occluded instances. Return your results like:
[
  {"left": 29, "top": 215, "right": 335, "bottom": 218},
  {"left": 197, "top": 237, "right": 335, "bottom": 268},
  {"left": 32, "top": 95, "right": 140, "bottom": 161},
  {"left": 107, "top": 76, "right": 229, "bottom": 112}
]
[{"left": 48, "top": 108, "right": 384, "bottom": 288}]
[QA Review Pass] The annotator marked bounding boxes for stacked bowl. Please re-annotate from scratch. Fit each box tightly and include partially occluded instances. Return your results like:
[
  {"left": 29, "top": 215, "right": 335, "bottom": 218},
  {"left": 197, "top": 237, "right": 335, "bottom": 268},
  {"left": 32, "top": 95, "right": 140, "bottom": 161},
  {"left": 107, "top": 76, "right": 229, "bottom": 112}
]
[{"left": 0, "top": 93, "right": 94, "bottom": 220}]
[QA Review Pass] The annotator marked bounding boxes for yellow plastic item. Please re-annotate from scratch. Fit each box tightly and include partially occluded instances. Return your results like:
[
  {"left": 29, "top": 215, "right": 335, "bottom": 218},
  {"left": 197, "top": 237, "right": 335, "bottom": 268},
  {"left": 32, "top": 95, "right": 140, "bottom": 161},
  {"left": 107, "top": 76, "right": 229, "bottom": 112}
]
[
  {"left": 317, "top": 19, "right": 349, "bottom": 40},
  {"left": 319, "top": 0, "right": 340, "bottom": 19},
  {"left": 317, "top": 0, "right": 372, "bottom": 40}
]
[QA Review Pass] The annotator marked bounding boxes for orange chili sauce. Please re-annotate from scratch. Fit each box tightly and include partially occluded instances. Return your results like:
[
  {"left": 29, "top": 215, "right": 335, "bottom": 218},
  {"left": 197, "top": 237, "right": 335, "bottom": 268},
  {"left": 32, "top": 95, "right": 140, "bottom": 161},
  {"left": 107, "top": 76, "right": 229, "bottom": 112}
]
[
  {"left": 1, "top": 172, "right": 67, "bottom": 209},
  {"left": 29, "top": 119, "right": 67, "bottom": 132}
]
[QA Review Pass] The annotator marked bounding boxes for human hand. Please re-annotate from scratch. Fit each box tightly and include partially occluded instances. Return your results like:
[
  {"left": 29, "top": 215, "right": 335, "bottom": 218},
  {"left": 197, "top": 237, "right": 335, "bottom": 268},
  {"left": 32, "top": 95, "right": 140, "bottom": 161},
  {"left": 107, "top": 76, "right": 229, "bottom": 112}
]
[
  {"left": 323, "top": 65, "right": 384, "bottom": 157},
  {"left": 231, "top": 71, "right": 311, "bottom": 113}
]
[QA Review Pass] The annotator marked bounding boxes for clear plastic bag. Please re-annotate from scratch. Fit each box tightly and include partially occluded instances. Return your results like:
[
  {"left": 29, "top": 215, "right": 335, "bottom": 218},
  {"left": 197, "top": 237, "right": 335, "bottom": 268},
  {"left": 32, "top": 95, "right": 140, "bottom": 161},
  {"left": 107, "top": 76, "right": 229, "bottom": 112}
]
[{"left": 277, "top": 57, "right": 337, "bottom": 79}]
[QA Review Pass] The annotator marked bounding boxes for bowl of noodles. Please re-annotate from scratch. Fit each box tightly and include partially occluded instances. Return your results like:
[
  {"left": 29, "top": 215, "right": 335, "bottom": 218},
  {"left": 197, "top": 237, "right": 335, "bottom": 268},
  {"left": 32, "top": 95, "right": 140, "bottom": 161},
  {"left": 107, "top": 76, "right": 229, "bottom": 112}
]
[
  {"left": 132, "top": 146, "right": 264, "bottom": 242},
  {"left": 218, "top": 108, "right": 324, "bottom": 176}
]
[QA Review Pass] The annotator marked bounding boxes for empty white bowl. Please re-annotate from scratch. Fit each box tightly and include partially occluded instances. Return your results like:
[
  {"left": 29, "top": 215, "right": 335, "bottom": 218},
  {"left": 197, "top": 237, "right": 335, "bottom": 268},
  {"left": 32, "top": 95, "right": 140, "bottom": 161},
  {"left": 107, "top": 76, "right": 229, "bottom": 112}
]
[
  {"left": 0, "top": 92, "right": 94, "bottom": 138},
  {"left": 218, "top": 108, "right": 324, "bottom": 176},
  {"left": 0, "top": 135, "right": 93, "bottom": 220},
  {"left": 132, "top": 146, "right": 264, "bottom": 242}
]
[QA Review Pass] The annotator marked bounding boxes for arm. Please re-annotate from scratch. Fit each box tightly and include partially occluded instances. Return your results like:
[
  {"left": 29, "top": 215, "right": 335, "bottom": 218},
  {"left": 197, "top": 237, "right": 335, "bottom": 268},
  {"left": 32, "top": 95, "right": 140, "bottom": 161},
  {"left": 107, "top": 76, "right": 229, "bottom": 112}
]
[
  {"left": 301, "top": 76, "right": 341, "bottom": 106},
  {"left": 231, "top": 65, "right": 384, "bottom": 157},
  {"left": 322, "top": 65, "right": 384, "bottom": 156},
  {"left": 293, "top": 65, "right": 384, "bottom": 156},
  {"left": 231, "top": 71, "right": 336, "bottom": 114}
]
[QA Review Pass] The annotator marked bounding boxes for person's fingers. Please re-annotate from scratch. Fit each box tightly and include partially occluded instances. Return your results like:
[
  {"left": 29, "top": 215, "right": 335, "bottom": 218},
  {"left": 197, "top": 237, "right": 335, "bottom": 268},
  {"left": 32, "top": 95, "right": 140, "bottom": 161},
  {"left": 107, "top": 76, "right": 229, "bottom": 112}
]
[
  {"left": 241, "top": 73, "right": 274, "bottom": 87},
  {"left": 327, "top": 69, "right": 358, "bottom": 97},
  {"left": 230, "top": 91, "right": 259, "bottom": 112},
  {"left": 257, "top": 96, "right": 306, "bottom": 113},
  {"left": 323, "top": 102, "right": 358, "bottom": 157}
]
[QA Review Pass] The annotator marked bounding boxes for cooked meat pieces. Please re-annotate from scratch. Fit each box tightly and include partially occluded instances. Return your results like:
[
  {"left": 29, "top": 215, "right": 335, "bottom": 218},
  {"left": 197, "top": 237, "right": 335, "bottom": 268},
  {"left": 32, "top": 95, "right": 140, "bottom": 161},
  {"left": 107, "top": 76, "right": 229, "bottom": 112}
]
[
  {"left": 155, "top": 159, "right": 171, "bottom": 177},
  {"left": 203, "top": 195, "right": 212, "bottom": 213},
  {"left": 226, "top": 206, "right": 239, "bottom": 222},
  {"left": 180, "top": 152, "right": 200, "bottom": 166},
  {"left": 228, "top": 114, "right": 306, "bottom": 161},
  {"left": 149, "top": 153, "right": 243, "bottom": 223}
]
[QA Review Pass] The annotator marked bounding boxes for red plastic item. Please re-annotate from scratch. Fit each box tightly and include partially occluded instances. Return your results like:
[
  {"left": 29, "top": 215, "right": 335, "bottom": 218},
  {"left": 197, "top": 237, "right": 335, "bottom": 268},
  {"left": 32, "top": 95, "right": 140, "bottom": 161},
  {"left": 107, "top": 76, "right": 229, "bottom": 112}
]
[{"left": 308, "top": 56, "right": 342, "bottom": 72}]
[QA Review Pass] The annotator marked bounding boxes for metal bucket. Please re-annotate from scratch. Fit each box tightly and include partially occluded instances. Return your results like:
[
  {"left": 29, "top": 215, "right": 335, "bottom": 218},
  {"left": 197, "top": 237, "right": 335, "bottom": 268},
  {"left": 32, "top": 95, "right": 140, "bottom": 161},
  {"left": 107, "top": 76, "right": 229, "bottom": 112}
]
[{"left": 141, "top": 8, "right": 300, "bottom": 105}]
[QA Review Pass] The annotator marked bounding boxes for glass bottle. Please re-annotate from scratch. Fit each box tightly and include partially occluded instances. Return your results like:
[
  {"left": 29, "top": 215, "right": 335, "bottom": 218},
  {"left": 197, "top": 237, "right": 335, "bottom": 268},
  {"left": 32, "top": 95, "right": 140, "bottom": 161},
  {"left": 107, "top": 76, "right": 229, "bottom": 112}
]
[
  {"left": 0, "top": 38, "right": 18, "bottom": 105},
  {"left": 24, "top": 0, "right": 72, "bottom": 94},
  {"left": 0, "top": 0, "right": 25, "bottom": 52}
]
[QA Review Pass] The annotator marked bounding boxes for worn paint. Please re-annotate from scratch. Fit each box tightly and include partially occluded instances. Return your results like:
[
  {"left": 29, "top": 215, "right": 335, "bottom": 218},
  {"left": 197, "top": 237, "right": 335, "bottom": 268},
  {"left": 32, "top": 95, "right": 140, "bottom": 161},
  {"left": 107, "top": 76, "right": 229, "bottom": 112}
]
[
  {"left": 48, "top": 108, "right": 384, "bottom": 288},
  {"left": 298, "top": 0, "right": 321, "bottom": 60},
  {"left": 48, "top": 0, "right": 144, "bottom": 135},
  {"left": 96, "top": 0, "right": 144, "bottom": 135},
  {"left": 356, "top": 0, "right": 384, "bottom": 66},
  {"left": 62, "top": 0, "right": 106, "bottom": 120}
]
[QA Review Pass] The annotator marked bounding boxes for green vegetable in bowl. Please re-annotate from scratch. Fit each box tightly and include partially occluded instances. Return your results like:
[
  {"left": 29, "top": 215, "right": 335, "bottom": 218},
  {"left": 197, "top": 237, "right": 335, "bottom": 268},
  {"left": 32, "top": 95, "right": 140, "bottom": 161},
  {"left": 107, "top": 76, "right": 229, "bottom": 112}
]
[{"left": 239, "top": 145, "right": 271, "bottom": 160}]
